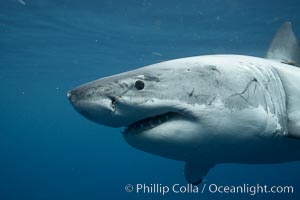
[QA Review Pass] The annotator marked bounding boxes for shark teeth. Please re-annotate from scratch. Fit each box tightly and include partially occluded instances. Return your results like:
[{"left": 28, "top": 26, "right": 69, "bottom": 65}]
[{"left": 123, "top": 112, "right": 177, "bottom": 134}]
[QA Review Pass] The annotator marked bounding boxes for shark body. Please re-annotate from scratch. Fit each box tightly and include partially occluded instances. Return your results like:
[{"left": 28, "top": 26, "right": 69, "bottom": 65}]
[{"left": 68, "top": 22, "right": 300, "bottom": 184}]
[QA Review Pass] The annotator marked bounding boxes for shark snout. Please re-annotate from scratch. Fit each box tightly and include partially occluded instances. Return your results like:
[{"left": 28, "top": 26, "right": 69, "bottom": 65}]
[
  {"left": 67, "top": 90, "right": 75, "bottom": 104},
  {"left": 67, "top": 84, "right": 129, "bottom": 127},
  {"left": 67, "top": 88, "right": 84, "bottom": 105},
  {"left": 67, "top": 90, "right": 72, "bottom": 99}
]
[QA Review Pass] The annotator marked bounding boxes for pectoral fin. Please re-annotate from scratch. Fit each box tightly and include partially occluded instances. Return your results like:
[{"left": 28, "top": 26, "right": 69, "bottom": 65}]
[{"left": 184, "top": 162, "right": 213, "bottom": 185}]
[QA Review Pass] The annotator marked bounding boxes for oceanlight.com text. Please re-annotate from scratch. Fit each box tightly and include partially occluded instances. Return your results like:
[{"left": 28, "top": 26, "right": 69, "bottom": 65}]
[{"left": 124, "top": 183, "right": 294, "bottom": 196}]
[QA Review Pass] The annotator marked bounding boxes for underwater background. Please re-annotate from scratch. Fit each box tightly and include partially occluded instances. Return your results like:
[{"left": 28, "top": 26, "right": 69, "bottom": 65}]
[{"left": 1, "top": 0, "right": 300, "bottom": 199}]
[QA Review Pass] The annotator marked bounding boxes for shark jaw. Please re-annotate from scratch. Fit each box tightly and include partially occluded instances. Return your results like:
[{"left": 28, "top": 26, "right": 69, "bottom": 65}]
[
  {"left": 123, "top": 112, "right": 183, "bottom": 135},
  {"left": 68, "top": 91, "right": 194, "bottom": 136}
]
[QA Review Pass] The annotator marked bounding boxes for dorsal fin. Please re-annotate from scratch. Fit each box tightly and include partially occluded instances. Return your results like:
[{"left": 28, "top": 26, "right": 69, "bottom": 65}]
[{"left": 266, "top": 22, "right": 300, "bottom": 67}]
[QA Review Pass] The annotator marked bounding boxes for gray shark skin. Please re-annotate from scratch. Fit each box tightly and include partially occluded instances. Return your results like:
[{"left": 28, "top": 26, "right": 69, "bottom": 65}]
[{"left": 68, "top": 22, "right": 300, "bottom": 184}]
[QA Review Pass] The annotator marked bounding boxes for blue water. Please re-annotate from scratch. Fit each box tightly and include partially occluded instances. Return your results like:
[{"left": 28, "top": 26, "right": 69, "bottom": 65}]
[{"left": 1, "top": 0, "right": 300, "bottom": 199}]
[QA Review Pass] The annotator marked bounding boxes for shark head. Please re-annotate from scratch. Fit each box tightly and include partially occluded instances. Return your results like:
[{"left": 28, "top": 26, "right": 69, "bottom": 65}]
[
  {"left": 68, "top": 63, "right": 197, "bottom": 129},
  {"left": 68, "top": 58, "right": 218, "bottom": 160},
  {"left": 68, "top": 56, "right": 287, "bottom": 161}
]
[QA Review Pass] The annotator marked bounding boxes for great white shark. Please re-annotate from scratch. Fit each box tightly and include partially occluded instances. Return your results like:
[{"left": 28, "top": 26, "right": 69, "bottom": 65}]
[{"left": 68, "top": 22, "right": 300, "bottom": 184}]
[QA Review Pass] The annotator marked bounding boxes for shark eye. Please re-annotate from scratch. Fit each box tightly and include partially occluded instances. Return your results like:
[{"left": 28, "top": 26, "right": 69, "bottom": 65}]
[{"left": 135, "top": 80, "right": 145, "bottom": 90}]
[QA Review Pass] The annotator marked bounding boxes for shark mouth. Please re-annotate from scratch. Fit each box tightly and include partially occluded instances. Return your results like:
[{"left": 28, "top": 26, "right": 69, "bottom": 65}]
[{"left": 123, "top": 112, "right": 179, "bottom": 134}]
